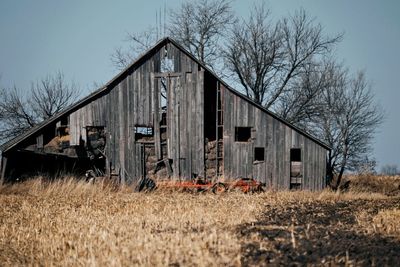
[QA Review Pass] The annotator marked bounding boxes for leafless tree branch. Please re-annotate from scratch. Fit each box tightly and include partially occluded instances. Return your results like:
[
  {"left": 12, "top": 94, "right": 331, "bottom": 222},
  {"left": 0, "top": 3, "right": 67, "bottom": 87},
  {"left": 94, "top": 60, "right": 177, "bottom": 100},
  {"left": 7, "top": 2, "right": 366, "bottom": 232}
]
[
  {"left": 0, "top": 72, "right": 79, "bottom": 144},
  {"left": 169, "top": 0, "right": 236, "bottom": 69},
  {"left": 112, "top": 0, "right": 236, "bottom": 72},
  {"left": 110, "top": 27, "right": 158, "bottom": 70},
  {"left": 224, "top": 6, "right": 343, "bottom": 111},
  {"left": 309, "top": 64, "right": 384, "bottom": 188}
]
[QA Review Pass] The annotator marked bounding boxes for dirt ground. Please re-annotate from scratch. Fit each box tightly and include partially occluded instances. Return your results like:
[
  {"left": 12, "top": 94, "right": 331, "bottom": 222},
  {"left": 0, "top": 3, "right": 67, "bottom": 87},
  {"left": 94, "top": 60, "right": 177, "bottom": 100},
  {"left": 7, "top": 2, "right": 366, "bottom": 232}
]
[{"left": 239, "top": 197, "right": 400, "bottom": 266}]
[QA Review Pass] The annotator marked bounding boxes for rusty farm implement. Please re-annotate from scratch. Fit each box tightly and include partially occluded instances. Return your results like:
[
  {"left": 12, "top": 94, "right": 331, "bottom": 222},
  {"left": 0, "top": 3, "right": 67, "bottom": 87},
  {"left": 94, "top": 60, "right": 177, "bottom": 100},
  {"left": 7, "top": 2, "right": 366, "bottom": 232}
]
[{"left": 135, "top": 177, "right": 264, "bottom": 193}]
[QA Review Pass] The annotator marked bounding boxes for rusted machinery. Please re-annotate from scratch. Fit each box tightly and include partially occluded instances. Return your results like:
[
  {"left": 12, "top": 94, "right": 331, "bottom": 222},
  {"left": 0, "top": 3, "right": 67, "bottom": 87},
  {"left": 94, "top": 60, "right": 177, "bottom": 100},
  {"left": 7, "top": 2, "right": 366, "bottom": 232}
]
[{"left": 136, "top": 177, "right": 264, "bottom": 193}]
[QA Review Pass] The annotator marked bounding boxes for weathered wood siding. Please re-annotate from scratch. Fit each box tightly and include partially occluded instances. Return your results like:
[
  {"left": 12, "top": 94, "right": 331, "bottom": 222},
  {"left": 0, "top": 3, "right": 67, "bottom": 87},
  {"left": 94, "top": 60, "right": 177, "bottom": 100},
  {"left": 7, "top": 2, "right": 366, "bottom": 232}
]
[
  {"left": 69, "top": 43, "right": 204, "bottom": 183},
  {"left": 223, "top": 87, "right": 327, "bottom": 190}
]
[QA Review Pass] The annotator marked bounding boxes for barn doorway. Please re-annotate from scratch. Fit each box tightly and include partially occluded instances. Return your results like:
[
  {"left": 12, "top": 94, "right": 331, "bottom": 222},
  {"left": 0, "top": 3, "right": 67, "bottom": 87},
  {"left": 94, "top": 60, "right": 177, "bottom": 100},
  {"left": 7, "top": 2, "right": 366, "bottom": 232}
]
[
  {"left": 85, "top": 126, "right": 106, "bottom": 177},
  {"left": 153, "top": 73, "right": 185, "bottom": 178},
  {"left": 204, "top": 71, "right": 223, "bottom": 180}
]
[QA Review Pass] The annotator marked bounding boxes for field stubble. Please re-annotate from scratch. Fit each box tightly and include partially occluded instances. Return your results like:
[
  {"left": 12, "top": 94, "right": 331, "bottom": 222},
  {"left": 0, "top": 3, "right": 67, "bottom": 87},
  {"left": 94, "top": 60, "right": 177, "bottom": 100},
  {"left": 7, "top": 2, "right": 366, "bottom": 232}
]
[{"left": 0, "top": 175, "right": 399, "bottom": 266}]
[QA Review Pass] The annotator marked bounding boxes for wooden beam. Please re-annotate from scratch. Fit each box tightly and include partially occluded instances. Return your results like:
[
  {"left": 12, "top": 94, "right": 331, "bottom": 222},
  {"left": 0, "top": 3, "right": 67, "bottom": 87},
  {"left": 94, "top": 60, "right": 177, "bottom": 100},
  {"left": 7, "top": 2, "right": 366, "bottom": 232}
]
[
  {"left": 152, "top": 73, "right": 162, "bottom": 160},
  {"left": 0, "top": 156, "right": 7, "bottom": 185},
  {"left": 215, "top": 81, "right": 219, "bottom": 180},
  {"left": 154, "top": 72, "right": 182, "bottom": 78},
  {"left": 36, "top": 134, "right": 44, "bottom": 149}
]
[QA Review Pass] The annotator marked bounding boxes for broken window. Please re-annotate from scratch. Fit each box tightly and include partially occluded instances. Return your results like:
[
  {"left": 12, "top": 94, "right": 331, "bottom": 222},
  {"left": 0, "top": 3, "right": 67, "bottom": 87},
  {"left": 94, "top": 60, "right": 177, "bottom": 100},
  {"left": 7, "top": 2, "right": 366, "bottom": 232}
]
[
  {"left": 134, "top": 126, "right": 154, "bottom": 141},
  {"left": 235, "top": 127, "right": 251, "bottom": 142},
  {"left": 254, "top": 147, "right": 265, "bottom": 162}
]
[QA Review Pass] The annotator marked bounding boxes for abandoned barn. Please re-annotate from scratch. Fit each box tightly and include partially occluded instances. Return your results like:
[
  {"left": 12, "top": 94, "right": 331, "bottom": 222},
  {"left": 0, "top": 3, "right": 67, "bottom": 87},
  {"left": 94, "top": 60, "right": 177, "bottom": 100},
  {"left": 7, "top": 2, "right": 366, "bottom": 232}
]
[{"left": 0, "top": 37, "right": 330, "bottom": 190}]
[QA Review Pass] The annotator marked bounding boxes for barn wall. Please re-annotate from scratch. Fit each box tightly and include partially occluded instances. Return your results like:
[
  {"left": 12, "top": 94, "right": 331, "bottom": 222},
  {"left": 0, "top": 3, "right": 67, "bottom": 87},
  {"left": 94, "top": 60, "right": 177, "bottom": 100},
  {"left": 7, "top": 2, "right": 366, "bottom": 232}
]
[
  {"left": 222, "top": 87, "right": 327, "bottom": 190},
  {"left": 69, "top": 43, "right": 205, "bottom": 183}
]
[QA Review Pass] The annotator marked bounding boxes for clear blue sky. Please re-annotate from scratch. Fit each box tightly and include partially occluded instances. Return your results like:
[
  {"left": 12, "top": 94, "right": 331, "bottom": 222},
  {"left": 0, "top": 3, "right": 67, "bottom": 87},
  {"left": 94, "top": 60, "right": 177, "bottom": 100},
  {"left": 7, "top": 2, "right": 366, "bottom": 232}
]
[{"left": 0, "top": 0, "right": 399, "bottom": 170}]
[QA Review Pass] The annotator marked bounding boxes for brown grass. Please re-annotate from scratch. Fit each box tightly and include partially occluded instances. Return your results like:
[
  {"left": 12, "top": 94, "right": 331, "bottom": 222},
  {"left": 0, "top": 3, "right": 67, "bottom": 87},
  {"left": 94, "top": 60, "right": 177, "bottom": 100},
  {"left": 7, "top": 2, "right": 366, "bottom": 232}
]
[
  {"left": 343, "top": 174, "right": 400, "bottom": 195},
  {"left": 0, "top": 176, "right": 399, "bottom": 266}
]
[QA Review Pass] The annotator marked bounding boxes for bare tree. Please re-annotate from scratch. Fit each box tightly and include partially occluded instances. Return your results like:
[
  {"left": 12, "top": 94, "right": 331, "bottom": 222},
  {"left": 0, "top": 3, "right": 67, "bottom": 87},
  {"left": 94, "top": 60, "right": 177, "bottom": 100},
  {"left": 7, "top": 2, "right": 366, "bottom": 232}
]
[
  {"left": 0, "top": 72, "right": 79, "bottom": 143},
  {"left": 169, "top": 0, "right": 235, "bottom": 68},
  {"left": 30, "top": 72, "right": 79, "bottom": 120},
  {"left": 225, "top": 7, "right": 342, "bottom": 111},
  {"left": 310, "top": 65, "right": 384, "bottom": 189},
  {"left": 111, "top": 0, "right": 236, "bottom": 71},
  {"left": 111, "top": 27, "right": 158, "bottom": 70},
  {"left": 0, "top": 86, "right": 37, "bottom": 140},
  {"left": 381, "top": 164, "right": 399, "bottom": 176},
  {"left": 224, "top": 4, "right": 282, "bottom": 104},
  {"left": 275, "top": 59, "right": 332, "bottom": 125},
  {"left": 356, "top": 155, "right": 377, "bottom": 175}
]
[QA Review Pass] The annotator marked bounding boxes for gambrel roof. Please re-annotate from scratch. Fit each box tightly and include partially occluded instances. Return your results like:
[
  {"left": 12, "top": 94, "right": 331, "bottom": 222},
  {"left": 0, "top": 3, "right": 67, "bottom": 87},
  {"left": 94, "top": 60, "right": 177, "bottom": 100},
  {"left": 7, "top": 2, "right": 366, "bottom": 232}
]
[{"left": 0, "top": 37, "right": 330, "bottom": 153}]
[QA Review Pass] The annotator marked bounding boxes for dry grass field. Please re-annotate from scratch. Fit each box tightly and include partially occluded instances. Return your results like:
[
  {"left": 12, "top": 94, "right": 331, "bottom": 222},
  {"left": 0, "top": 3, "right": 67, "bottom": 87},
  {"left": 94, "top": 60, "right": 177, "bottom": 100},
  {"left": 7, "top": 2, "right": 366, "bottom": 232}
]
[{"left": 0, "top": 175, "right": 399, "bottom": 266}]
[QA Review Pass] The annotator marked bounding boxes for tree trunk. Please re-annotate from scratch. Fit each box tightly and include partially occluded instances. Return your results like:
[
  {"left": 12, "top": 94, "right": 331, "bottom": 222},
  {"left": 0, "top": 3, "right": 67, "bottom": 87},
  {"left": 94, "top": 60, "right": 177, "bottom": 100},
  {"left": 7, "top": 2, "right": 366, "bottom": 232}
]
[
  {"left": 334, "top": 163, "right": 346, "bottom": 191},
  {"left": 326, "top": 151, "right": 334, "bottom": 188}
]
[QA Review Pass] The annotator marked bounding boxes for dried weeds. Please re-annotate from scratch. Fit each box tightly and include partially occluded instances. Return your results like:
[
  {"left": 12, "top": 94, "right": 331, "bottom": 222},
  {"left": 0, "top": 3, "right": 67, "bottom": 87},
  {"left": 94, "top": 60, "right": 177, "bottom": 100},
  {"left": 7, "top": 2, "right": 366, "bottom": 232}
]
[
  {"left": 0, "top": 176, "right": 399, "bottom": 266},
  {"left": 343, "top": 174, "right": 400, "bottom": 196}
]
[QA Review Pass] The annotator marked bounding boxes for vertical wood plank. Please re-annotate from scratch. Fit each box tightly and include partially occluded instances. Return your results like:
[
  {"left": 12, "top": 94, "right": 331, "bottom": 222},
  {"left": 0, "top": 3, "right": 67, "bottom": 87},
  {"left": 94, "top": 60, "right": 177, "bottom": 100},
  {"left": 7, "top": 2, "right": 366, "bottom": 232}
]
[
  {"left": 197, "top": 70, "right": 205, "bottom": 177},
  {"left": 152, "top": 74, "right": 161, "bottom": 160}
]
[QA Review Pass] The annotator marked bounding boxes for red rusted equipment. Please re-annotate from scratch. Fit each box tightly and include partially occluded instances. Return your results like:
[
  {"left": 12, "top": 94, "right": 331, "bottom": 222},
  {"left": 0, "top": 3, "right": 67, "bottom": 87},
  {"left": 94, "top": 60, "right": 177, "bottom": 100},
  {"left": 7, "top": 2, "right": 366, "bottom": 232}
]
[
  {"left": 155, "top": 178, "right": 213, "bottom": 192},
  {"left": 152, "top": 177, "right": 264, "bottom": 193},
  {"left": 230, "top": 178, "right": 264, "bottom": 193}
]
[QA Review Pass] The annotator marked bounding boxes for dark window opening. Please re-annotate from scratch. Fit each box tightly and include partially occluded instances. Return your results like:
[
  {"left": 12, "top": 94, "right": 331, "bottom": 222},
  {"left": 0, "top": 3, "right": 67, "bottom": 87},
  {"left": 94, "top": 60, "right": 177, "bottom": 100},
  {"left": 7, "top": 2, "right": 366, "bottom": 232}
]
[
  {"left": 218, "top": 110, "right": 223, "bottom": 124},
  {"left": 204, "top": 71, "right": 218, "bottom": 140},
  {"left": 160, "top": 112, "right": 167, "bottom": 126},
  {"left": 218, "top": 127, "right": 223, "bottom": 140},
  {"left": 290, "top": 148, "right": 301, "bottom": 162},
  {"left": 235, "top": 127, "right": 251, "bottom": 142},
  {"left": 254, "top": 147, "right": 265, "bottom": 162},
  {"left": 290, "top": 181, "right": 302, "bottom": 190}
]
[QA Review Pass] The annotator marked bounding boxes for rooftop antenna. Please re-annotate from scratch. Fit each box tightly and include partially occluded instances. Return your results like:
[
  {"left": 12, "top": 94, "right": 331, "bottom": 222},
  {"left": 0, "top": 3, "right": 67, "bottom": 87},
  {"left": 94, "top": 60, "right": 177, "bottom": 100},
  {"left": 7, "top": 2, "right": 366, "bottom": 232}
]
[
  {"left": 156, "top": 1, "right": 167, "bottom": 40},
  {"left": 156, "top": 10, "right": 158, "bottom": 40},
  {"left": 159, "top": 7, "right": 162, "bottom": 39},
  {"left": 164, "top": 0, "right": 167, "bottom": 37}
]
